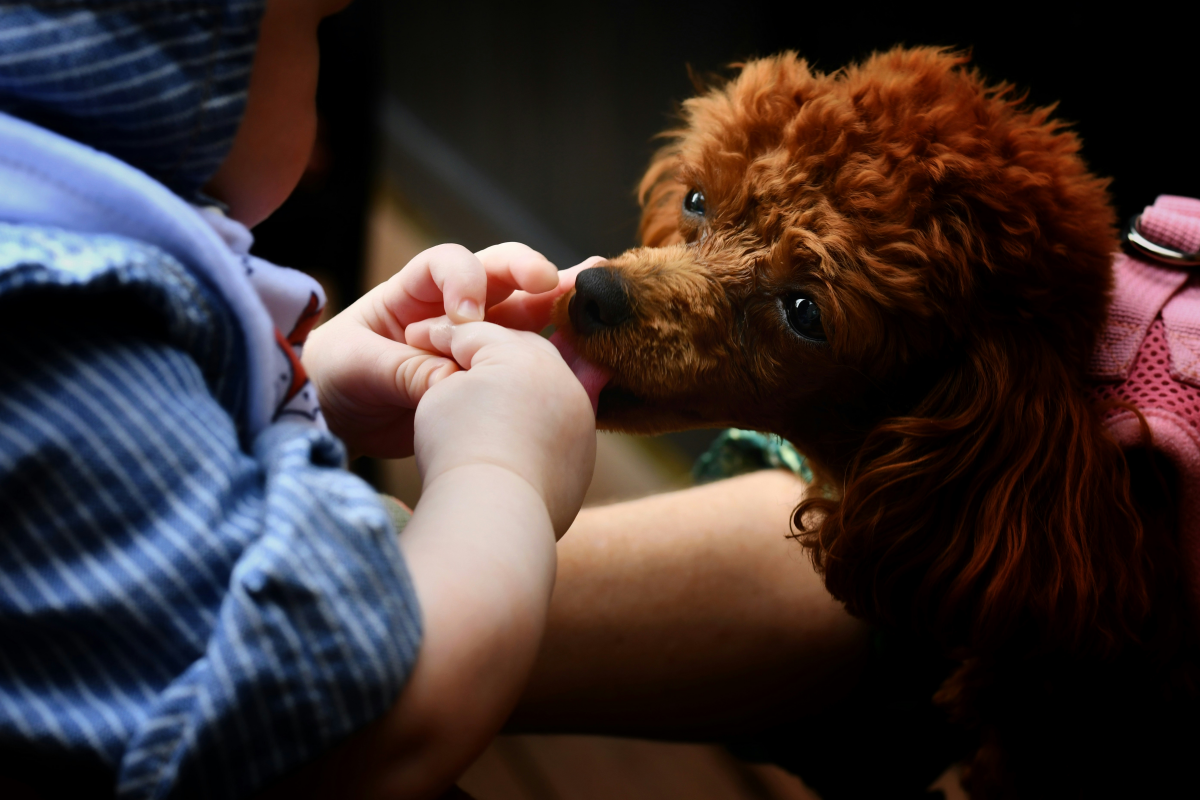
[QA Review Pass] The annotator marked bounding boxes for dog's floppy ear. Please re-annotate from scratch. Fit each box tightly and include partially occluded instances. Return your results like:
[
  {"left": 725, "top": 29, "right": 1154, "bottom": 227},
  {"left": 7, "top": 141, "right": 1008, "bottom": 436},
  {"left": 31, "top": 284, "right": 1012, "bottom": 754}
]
[
  {"left": 796, "top": 325, "right": 1153, "bottom": 656},
  {"left": 636, "top": 145, "right": 685, "bottom": 247}
]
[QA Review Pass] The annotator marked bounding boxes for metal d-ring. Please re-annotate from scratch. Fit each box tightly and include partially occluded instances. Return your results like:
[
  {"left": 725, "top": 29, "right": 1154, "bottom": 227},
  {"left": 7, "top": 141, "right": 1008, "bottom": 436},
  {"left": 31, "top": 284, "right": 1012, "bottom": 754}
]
[{"left": 1124, "top": 214, "right": 1200, "bottom": 266}]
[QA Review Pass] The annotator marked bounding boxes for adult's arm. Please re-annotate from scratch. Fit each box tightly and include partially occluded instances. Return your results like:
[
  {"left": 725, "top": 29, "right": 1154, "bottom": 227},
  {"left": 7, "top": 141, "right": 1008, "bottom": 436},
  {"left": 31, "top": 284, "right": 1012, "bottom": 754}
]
[
  {"left": 510, "top": 469, "right": 871, "bottom": 738},
  {"left": 261, "top": 471, "right": 868, "bottom": 799}
]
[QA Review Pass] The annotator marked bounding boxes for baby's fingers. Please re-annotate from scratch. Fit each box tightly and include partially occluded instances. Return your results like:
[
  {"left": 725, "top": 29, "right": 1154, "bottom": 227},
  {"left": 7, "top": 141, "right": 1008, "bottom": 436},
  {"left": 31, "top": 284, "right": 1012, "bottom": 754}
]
[
  {"left": 486, "top": 257, "right": 604, "bottom": 331},
  {"left": 403, "top": 315, "right": 451, "bottom": 356},
  {"left": 408, "top": 315, "right": 556, "bottom": 365},
  {"left": 429, "top": 320, "right": 557, "bottom": 370},
  {"left": 475, "top": 242, "right": 559, "bottom": 307},
  {"left": 393, "top": 348, "right": 460, "bottom": 408},
  {"left": 387, "top": 243, "right": 488, "bottom": 326},
  {"left": 320, "top": 321, "right": 460, "bottom": 407}
]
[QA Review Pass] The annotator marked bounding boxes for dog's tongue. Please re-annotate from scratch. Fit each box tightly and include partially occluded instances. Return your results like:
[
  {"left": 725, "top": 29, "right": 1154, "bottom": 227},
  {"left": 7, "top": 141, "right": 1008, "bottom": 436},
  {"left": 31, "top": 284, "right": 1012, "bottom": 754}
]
[{"left": 550, "top": 331, "right": 610, "bottom": 415}]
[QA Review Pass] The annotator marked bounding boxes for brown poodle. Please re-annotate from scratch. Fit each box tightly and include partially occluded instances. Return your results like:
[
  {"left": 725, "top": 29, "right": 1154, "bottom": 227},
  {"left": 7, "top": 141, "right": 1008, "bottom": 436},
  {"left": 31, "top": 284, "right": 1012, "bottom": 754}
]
[{"left": 551, "top": 47, "right": 1198, "bottom": 797}]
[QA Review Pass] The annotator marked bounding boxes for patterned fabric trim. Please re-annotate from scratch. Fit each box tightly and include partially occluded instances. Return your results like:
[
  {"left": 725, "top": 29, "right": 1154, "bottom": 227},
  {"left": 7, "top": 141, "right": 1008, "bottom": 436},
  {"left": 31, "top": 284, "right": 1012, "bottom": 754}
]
[{"left": 693, "top": 428, "right": 813, "bottom": 484}]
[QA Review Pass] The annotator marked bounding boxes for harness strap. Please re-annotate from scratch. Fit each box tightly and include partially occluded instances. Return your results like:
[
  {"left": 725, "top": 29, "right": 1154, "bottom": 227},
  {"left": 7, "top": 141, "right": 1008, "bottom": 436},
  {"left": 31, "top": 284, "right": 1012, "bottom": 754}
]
[
  {"left": 1088, "top": 196, "right": 1200, "bottom": 383},
  {"left": 1087, "top": 195, "right": 1200, "bottom": 622}
]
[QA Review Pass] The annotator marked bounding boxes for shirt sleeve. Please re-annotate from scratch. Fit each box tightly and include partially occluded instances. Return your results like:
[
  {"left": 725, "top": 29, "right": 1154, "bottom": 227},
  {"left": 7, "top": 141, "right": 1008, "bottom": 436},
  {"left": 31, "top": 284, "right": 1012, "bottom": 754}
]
[{"left": 0, "top": 325, "right": 422, "bottom": 799}]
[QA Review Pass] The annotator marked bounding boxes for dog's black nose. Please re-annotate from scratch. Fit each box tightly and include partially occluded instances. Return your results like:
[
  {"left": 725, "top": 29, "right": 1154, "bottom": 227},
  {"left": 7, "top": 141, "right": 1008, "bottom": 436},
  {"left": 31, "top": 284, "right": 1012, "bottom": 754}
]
[{"left": 569, "top": 267, "right": 632, "bottom": 335}]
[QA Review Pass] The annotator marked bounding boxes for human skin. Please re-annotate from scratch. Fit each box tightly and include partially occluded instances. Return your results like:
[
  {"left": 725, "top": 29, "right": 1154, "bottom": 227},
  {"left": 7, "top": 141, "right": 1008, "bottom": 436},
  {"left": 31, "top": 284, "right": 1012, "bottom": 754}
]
[
  {"left": 269, "top": 266, "right": 597, "bottom": 800},
  {"left": 263, "top": 470, "right": 871, "bottom": 800},
  {"left": 287, "top": 245, "right": 600, "bottom": 795},
  {"left": 512, "top": 469, "right": 870, "bottom": 739},
  {"left": 305, "top": 242, "right": 580, "bottom": 460}
]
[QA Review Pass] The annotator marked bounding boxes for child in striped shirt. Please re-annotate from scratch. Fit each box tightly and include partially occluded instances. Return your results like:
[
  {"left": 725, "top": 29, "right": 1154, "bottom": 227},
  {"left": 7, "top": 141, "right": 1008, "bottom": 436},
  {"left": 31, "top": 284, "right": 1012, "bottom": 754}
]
[{"left": 0, "top": 1, "right": 596, "bottom": 797}]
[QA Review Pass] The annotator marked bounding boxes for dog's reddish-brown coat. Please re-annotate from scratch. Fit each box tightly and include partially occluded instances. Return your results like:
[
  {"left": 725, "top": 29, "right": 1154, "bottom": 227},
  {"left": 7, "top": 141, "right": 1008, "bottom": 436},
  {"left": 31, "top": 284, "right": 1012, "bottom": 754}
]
[{"left": 553, "top": 48, "right": 1197, "bottom": 796}]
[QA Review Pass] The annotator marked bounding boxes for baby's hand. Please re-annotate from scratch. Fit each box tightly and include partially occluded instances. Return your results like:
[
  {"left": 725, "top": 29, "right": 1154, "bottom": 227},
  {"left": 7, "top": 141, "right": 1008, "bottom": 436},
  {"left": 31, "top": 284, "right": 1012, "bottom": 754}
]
[
  {"left": 414, "top": 321, "right": 596, "bottom": 537},
  {"left": 304, "top": 242, "right": 578, "bottom": 459}
]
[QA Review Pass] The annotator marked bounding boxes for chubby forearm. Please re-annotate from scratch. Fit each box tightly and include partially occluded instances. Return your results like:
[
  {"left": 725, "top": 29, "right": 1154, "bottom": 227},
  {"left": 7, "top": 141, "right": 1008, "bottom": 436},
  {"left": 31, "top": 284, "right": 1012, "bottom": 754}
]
[
  {"left": 358, "top": 465, "right": 557, "bottom": 797},
  {"left": 257, "top": 470, "right": 855, "bottom": 798},
  {"left": 510, "top": 469, "right": 870, "bottom": 738}
]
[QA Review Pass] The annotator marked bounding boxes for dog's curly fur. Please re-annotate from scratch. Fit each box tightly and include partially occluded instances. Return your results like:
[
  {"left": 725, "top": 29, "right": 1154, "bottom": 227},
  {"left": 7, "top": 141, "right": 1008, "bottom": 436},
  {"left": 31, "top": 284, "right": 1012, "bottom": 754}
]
[{"left": 553, "top": 47, "right": 1199, "bottom": 796}]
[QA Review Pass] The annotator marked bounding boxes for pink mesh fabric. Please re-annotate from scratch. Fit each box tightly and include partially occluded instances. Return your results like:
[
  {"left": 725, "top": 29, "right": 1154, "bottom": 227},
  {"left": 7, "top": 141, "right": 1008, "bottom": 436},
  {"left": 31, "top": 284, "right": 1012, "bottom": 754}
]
[
  {"left": 1163, "top": 283, "right": 1200, "bottom": 385},
  {"left": 1087, "top": 315, "right": 1200, "bottom": 623},
  {"left": 1088, "top": 319, "right": 1200, "bottom": 437},
  {"left": 1087, "top": 255, "right": 1187, "bottom": 380}
]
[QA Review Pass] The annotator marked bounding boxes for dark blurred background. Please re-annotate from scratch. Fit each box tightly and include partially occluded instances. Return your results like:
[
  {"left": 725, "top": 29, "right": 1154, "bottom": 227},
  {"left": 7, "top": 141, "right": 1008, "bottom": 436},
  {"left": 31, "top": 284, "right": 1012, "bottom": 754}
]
[{"left": 254, "top": 0, "right": 1198, "bottom": 466}]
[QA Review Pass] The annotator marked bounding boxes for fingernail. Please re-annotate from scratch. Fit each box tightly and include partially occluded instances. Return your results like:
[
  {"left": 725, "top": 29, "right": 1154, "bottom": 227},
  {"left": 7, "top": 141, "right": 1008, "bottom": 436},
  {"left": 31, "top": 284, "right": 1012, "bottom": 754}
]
[{"left": 457, "top": 298, "right": 483, "bottom": 321}]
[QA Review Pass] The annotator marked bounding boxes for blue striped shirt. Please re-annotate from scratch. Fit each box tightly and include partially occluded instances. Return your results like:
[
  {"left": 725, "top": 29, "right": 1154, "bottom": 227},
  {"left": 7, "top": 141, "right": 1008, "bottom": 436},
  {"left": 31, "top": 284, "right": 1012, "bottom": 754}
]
[
  {"left": 0, "top": 229, "right": 422, "bottom": 798},
  {"left": 1, "top": 6, "right": 424, "bottom": 795}
]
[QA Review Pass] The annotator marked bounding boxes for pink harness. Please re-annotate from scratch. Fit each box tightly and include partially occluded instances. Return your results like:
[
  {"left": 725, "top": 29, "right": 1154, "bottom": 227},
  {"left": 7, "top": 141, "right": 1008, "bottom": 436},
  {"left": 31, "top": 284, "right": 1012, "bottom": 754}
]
[{"left": 1086, "top": 195, "right": 1200, "bottom": 619}]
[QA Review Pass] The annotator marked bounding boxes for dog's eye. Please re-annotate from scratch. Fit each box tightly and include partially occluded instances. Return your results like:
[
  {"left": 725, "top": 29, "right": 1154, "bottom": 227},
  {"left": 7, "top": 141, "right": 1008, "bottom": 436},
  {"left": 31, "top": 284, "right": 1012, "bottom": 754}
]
[
  {"left": 683, "top": 189, "right": 706, "bottom": 217},
  {"left": 786, "top": 295, "right": 825, "bottom": 341}
]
